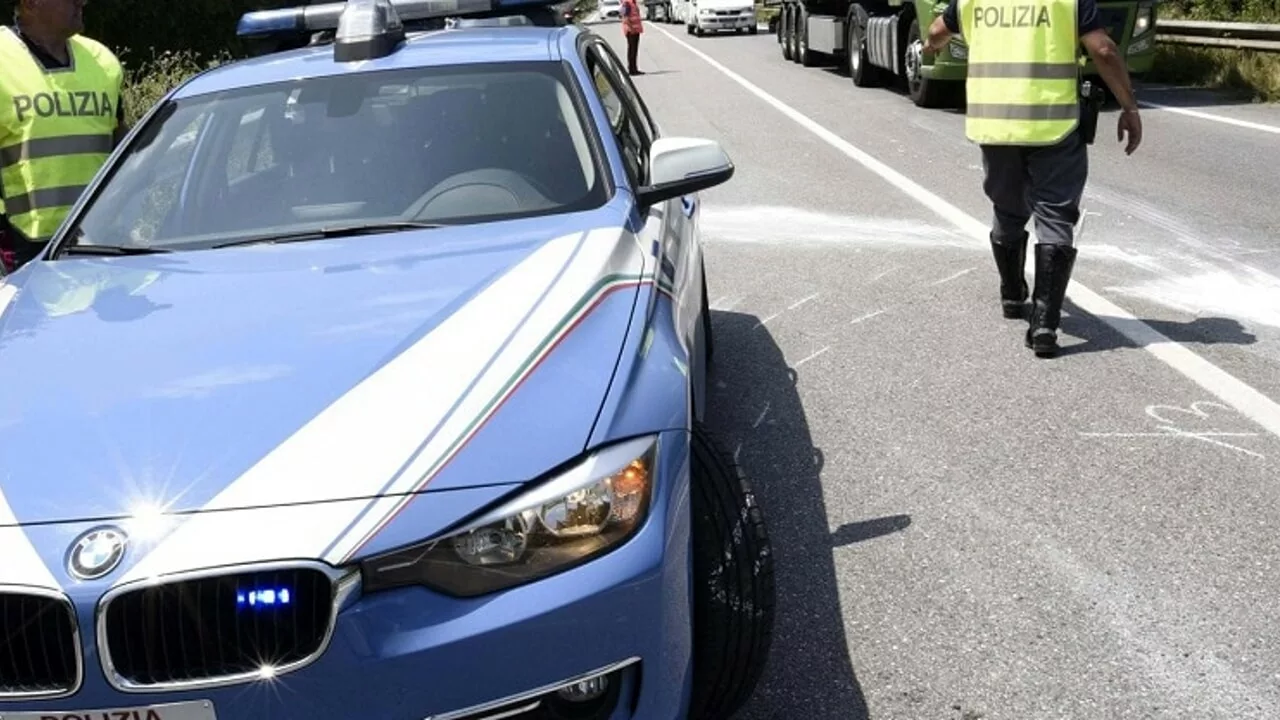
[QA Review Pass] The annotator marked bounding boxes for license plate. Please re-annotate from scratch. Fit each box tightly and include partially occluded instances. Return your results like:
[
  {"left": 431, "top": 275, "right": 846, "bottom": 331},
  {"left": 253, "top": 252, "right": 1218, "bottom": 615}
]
[{"left": 0, "top": 700, "right": 217, "bottom": 720}]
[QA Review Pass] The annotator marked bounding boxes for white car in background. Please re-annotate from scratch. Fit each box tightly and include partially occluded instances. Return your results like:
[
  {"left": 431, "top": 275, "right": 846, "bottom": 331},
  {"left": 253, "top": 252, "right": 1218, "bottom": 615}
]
[
  {"left": 598, "top": 0, "right": 622, "bottom": 20},
  {"left": 686, "top": 0, "right": 757, "bottom": 34}
]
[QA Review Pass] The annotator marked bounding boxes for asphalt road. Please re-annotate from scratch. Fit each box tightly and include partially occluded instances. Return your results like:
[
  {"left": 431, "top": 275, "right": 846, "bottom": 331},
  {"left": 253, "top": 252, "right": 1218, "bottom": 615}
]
[{"left": 593, "top": 19, "right": 1280, "bottom": 720}]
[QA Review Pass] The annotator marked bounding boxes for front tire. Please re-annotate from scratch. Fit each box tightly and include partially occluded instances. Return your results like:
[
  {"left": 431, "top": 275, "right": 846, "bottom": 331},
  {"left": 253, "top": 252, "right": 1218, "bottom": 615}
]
[
  {"left": 904, "top": 17, "right": 950, "bottom": 108},
  {"left": 687, "top": 421, "right": 776, "bottom": 719}
]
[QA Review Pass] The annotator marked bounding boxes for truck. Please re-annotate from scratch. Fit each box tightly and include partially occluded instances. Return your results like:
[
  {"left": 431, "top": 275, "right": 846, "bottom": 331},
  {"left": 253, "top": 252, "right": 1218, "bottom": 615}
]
[{"left": 773, "top": 0, "right": 1159, "bottom": 108}]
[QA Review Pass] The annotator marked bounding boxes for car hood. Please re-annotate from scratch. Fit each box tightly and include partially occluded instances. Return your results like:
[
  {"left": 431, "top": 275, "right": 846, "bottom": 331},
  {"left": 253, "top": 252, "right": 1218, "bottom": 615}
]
[{"left": 0, "top": 217, "right": 649, "bottom": 533}]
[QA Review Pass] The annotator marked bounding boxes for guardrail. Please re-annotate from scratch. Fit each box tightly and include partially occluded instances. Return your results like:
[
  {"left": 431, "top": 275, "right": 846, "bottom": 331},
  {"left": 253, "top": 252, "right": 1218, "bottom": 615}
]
[{"left": 1157, "top": 19, "right": 1280, "bottom": 52}]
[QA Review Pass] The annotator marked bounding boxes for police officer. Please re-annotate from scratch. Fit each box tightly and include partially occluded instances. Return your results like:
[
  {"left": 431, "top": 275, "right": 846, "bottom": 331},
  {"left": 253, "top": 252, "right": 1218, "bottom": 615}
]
[
  {"left": 0, "top": 0, "right": 126, "bottom": 276},
  {"left": 926, "top": 0, "right": 1142, "bottom": 357}
]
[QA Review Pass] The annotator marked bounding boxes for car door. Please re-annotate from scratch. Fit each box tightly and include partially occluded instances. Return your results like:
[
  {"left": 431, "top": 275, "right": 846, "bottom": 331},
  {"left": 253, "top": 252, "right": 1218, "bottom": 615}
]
[{"left": 583, "top": 39, "right": 703, "bottom": 368}]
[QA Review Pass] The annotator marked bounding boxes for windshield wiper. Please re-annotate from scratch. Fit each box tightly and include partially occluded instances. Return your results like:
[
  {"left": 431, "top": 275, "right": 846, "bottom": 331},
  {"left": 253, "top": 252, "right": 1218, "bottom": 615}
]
[
  {"left": 211, "top": 221, "right": 448, "bottom": 249},
  {"left": 61, "top": 244, "right": 175, "bottom": 256}
]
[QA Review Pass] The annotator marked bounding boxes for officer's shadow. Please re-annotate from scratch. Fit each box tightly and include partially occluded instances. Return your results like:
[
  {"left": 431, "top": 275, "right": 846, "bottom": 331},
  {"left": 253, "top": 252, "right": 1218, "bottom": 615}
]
[{"left": 1054, "top": 299, "right": 1258, "bottom": 356}]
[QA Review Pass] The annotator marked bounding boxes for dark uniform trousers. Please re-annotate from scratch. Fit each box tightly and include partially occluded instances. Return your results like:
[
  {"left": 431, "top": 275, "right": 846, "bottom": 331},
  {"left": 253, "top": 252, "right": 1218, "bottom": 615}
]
[{"left": 979, "top": 125, "right": 1088, "bottom": 249}]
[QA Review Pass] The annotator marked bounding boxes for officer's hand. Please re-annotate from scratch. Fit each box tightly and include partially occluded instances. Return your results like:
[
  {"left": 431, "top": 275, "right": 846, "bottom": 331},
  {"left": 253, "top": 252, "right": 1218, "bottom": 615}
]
[{"left": 1117, "top": 108, "right": 1142, "bottom": 155}]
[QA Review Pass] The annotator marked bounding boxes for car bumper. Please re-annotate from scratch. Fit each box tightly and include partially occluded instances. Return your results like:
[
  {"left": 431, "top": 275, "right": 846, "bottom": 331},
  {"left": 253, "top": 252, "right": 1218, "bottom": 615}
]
[
  {"left": 0, "top": 431, "right": 696, "bottom": 720},
  {"left": 695, "top": 14, "right": 755, "bottom": 29}
]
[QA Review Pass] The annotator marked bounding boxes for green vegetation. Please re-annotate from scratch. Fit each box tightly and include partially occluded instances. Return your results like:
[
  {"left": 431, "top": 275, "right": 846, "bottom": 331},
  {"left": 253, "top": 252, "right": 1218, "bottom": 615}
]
[
  {"left": 1146, "top": 0, "right": 1280, "bottom": 101},
  {"left": 0, "top": 0, "right": 291, "bottom": 121}
]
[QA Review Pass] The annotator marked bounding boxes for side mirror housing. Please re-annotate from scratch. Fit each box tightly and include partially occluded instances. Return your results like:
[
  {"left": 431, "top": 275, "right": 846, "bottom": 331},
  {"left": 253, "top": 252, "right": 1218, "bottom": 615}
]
[{"left": 636, "top": 137, "right": 734, "bottom": 208}]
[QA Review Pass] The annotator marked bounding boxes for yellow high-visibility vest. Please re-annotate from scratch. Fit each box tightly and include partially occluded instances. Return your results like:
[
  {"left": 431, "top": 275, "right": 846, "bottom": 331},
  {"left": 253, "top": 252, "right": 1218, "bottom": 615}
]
[
  {"left": 958, "top": 0, "right": 1080, "bottom": 145},
  {"left": 0, "top": 26, "right": 122, "bottom": 245}
]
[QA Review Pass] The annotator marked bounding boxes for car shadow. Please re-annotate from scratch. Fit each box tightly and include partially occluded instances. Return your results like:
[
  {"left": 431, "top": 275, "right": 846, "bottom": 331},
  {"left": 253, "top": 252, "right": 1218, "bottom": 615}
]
[
  {"left": 705, "top": 310, "right": 911, "bottom": 720},
  {"left": 816, "top": 65, "right": 968, "bottom": 113},
  {"left": 1055, "top": 300, "right": 1258, "bottom": 357}
]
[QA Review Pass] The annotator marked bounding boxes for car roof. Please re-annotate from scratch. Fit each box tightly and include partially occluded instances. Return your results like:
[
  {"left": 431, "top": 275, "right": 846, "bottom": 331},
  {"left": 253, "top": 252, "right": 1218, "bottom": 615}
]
[{"left": 174, "top": 24, "right": 586, "bottom": 99}]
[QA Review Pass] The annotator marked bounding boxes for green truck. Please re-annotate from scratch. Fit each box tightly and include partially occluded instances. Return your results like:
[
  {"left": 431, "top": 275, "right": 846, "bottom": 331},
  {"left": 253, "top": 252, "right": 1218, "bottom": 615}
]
[{"left": 771, "top": 0, "right": 1158, "bottom": 108}]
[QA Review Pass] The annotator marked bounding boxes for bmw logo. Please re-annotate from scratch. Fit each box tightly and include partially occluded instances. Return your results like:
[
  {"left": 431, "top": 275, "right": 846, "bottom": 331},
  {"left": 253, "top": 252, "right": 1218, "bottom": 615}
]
[{"left": 67, "top": 526, "right": 128, "bottom": 580}]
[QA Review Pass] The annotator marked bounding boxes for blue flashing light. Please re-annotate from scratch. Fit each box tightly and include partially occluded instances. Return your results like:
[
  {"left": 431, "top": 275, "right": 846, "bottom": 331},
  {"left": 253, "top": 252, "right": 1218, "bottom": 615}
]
[
  {"left": 236, "top": 587, "right": 294, "bottom": 610},
  {"left": 236, "top": 8, "right": 305, "bottom": 38}
]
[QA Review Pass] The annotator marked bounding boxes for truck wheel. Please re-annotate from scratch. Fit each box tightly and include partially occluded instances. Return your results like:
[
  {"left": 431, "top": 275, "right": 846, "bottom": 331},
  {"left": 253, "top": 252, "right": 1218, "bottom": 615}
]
[
  {"left": 795, "top": 7, "right": 814, "bottom": 65},
  {"left": 687, "top": 420, "right": 776, "bottom": 720},
  {"left": 786, "top": 6, "right": 799, "bottom": 61},
  {"left": 904, "top": 17, "right": 948, "bottom": 108},
  {"left": 847, "top": 14, "right": 881, "bottom": 87},
  {"left": 780, "top": 7, "right": 793, "bottom": 59}
]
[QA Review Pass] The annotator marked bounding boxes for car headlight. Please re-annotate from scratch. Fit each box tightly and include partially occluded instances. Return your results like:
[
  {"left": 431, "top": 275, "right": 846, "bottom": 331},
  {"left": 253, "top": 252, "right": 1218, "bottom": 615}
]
[
  {"left": 360, "top": 435, "right": 658, "bottom": 597},
  {"left": 1133, "top": 3, "right": 1153, "bottom": 35}
]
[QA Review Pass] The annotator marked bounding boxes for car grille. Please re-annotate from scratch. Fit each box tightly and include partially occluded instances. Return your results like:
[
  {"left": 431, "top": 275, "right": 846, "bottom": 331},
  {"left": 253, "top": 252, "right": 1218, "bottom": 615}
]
[
  {"left": 101, "top": 566, "right": 335, "bottom": 688},
  {"left": 1097, "top": 6, "right": 1130, "bottom": 43},
  {"left": 0, "top": 590, "right": 80, "bottom": 698}
]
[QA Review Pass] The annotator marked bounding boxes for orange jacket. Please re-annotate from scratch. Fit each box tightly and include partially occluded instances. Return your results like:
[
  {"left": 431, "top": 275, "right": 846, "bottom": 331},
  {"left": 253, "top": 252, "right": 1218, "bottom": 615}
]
[{"left": 620, "top": 0, "right": 644, "bottom": 34}]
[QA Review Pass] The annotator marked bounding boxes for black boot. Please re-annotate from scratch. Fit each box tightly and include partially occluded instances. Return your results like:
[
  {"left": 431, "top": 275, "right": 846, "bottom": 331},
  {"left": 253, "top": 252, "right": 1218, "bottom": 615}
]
[
  {"left": 989, "top": 231, "right": 1029, "bottom": 319},
  {"left": 1025, "top": 243, "right": 1078, "bottom": 357}
]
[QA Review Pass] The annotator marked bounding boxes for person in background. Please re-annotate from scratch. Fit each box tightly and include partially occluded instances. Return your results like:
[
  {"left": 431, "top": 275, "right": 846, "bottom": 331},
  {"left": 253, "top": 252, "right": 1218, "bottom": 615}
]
[
  {"left": 0, "top": 0, "right": 127, "bottom": 276},
  {"left": 619, "top": 0, "right": 644, "bottom": 76},
  {"left": 925, "top": 0, "right": 1141, "bottom": 358}
]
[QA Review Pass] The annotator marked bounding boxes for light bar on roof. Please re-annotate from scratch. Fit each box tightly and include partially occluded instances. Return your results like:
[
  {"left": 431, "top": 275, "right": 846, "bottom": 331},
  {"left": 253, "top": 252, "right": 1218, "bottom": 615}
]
[{"left": 236, "top": 0, "right": 551, "bottom": 38}]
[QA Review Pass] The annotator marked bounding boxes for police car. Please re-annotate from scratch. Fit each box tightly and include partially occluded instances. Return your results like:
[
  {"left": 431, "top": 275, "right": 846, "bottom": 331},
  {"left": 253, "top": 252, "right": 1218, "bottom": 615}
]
[{"left": 0, "top": 0, "right": 775, "bottom": 719}]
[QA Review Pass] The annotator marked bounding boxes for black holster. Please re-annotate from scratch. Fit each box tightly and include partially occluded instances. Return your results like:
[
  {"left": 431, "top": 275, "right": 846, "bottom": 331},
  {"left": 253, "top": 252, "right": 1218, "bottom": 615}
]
[{"left": 1079, "top": 79, "right": 1105, "bottom": 145}]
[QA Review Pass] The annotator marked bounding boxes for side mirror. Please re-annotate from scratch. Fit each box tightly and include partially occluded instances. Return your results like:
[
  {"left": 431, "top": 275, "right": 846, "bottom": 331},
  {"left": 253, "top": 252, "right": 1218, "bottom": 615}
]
[{"left": 636, "top": 137, "right": 734, "bottom": 208}]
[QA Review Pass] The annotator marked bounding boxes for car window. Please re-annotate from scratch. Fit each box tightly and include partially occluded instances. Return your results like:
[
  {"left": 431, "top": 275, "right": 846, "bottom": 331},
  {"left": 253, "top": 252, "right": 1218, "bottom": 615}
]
[
  {"left": 594, "top": 41, "right": 659, "bottom": 140},
  {"left": 587, "top": 44, "right": 649, "bottom": 187},
  {"left": 66, "top": 61, "right": 607, "bottom": 252}
]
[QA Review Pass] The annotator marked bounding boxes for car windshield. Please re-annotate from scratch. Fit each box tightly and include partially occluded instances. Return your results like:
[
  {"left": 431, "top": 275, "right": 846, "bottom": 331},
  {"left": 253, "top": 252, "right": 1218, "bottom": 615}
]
[{"left": 65, "top": 60, "right": 606, "bottom": 252}]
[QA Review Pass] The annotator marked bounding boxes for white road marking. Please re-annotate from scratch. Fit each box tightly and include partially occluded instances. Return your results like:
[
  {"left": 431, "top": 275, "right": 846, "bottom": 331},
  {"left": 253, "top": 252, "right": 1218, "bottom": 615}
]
[
  {"left": 754, "top": 310, "right": 781, "bottom": 329},
  {"left": 929, "top": 267, "right": 976, "bottom": 286},
  {"left": 1140, "top": 101, "right": 1280, "bottom": 136},
  {"left": 869, "top": 266, "right": 900, "bottom": 283},
  {"left": 653, "top": 24, "right": 1280, "bottom": 442},
  {"left": 789, "top": 292, "right": 819, "bottom": 310},
  {"left": 711, "top": 294, "right": 745, "bottom": 311},
  {"left": 850, "top": 310, "right": 885, "bottom": 325},
  {"left": 753, "top": 401, "right": 771, "bottom": 428},
  {"left": 795, "top": 346, "right": 830, "bottom": 367}
]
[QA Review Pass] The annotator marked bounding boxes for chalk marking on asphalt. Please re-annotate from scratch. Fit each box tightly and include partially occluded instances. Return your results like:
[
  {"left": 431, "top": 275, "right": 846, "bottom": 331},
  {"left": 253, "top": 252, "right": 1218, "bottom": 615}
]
[
  {"left": 753, "top": 401, "right": 771, "bottom": 428},
  {"left": 869, "top": 266, "right": 900, "bottom": 283},
  {"left": 929, "top": 267, "right": 976, "bottom": 286},
  {"left": 789, "top": 292, "right": 819, "bottom": 310},
  {"left": 1146, "top": 400, "right": 1232, "bottom": 426},
  {"left": 795, "top": 346, "right": 830, "bottom": 368},
  {"left": 1079, "top": 429, "right": 1264, "bottom": 459},
  {"left": 1079, "top": 431, "right": 1257, "bottom": 438},
  {"left": 850, "top": 310, "right": 886, "bottom": 325},
  {"left": 700, "top": 205, "right": 970, "bottom": 249},
  {"left": 711, "top": 294, "right": 745, "bottom": 312},
  {"left": 1079, "top": 401, "right": 1265, "bottom": 458},
  {"left": 753, "top": 310, "right": 781, "bottom": 329},
  {"left": 652, "top": 23, "right": 1280, "bottom": 442},
  {"left": 1139, "top": 100, "right": 1280, "bottom": 136}
]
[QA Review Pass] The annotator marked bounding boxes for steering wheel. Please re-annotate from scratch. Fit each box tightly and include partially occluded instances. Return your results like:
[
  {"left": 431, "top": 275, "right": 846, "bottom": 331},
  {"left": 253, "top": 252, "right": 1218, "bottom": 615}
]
[{"left": 402, "top": 167, "right": 557, "bottom": 221}]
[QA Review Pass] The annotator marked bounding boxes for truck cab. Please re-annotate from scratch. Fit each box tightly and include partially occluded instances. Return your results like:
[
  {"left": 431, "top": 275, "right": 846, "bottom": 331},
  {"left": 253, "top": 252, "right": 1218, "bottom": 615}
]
[{"left": 776, "top": 0, "right": 1158, "bottom": 109}]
